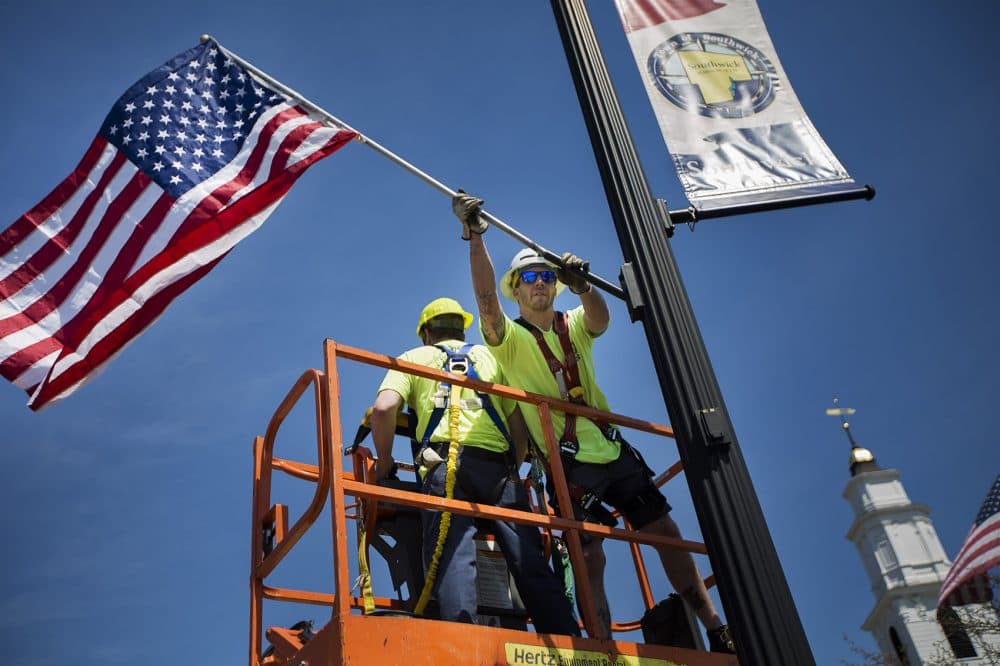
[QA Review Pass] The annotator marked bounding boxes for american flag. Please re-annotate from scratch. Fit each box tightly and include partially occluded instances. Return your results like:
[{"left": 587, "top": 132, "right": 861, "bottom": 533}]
[
  {"left": 0, "top": 39, "right": 356, "bottom": 410},
  {"left": 938, "top": 474, "right": 1000, "bottom": 607}
]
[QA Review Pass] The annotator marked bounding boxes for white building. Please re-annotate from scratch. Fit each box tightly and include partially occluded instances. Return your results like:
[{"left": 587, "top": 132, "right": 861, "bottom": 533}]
[{"left": 842, "top": 433, "right": 999, "bottom": 664}]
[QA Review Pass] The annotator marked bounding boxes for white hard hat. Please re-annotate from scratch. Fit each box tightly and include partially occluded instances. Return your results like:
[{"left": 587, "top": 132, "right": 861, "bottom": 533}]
[{"left": 499, "top": 248, "right": 566, "bottom": 301}]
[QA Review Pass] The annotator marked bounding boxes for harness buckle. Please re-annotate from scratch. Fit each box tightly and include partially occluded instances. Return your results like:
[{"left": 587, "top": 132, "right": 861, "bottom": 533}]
[
  {"left": 554, "top": 370, "right": 569, "bottom": 400},
  {"left": 559, "top": 439, "right": 580, "bottom": 456},
  {"left": 432, "top": 386, "right": 448, "bottom": 409},
  {"left": 602, "top": 426, "right": 622, "bottom": 443},
  {"left": 578, "top": 490, "right": 618, "bottom": 528},
  {"left": 445, "top": 354, "right": 469, "bottom": 375}
]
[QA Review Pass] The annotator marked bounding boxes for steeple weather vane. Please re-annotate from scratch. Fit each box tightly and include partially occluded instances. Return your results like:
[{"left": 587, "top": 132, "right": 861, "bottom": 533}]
[
  {"left": 827, "top": 397, "right": 878, "bottom": 475},
  {"left": 826, "top": 397, "right": 858, "bottom": 448}
]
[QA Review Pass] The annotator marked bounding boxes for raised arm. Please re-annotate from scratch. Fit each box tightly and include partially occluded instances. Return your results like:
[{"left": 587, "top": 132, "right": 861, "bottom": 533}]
[
  {"left": 558, "top": 252, "right": 609, "bottom": 336},
  {"left": 453, "top": 192, "right": 505, "bottom": 345},
  {"left": 469, "top": 234, "right": 505, "bottom": 345}
]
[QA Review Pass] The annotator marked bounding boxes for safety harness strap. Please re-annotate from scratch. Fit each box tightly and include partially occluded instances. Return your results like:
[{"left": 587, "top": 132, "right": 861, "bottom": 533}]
[
  {"left": 355, "top": 512, "right": 377, "bottom": 614},
  {"left": 514, "top": 313, "right": 614, "bottom": 456},
  {"left": 515, "top": 314, "right": 621, "bottom": 527},
  {"left": 419, "top": 343, "right": 512, "bottom": 448},
  {"left": 413, "top": 382, "right": 463, "bottom": 616}
]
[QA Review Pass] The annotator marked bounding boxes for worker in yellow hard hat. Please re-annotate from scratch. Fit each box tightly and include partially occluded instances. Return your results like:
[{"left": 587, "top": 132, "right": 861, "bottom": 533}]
[
  {"left": 411, "top": 297, "right": 474, "bottom": 339},
  {"left": 369, "top": 297, "right": 580, "bottom": 635},
  {"left": 453, "top": 192, "right": 736, "bottom": 652}
]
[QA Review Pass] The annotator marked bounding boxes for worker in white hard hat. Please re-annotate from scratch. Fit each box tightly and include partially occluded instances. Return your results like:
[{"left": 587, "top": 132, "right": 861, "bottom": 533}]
[
  {"left": 453, "top": 192, "right": 735, "bottom": 653},
  {"left": 369, "top": 297, "right": 580, "bottom": 636}
]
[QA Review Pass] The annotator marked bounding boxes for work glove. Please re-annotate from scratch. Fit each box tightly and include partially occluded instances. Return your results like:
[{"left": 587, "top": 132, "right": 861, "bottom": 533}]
[
  {"left": 451, "top": 189, "right": 489, "bottom": 240},
  {"left": 557, "top": 252, "right": 591, "bottom": 294}
]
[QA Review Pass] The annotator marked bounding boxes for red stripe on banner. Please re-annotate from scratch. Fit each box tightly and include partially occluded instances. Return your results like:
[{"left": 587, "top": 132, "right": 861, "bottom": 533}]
[
  {"left": 0, "top": 171, "right": 153, "bottom": 338},
  {"left": 0, "top": 137, "right": 109, "bottom": 255},
  {"left": 616, "top": 0, "right": 727, "bottom": 32},
  {"left": 0, "top": 151, "right": 129, "bottom": 300},
  {"left": 27, "top": 129, "right": 355, "bottom": 409}
]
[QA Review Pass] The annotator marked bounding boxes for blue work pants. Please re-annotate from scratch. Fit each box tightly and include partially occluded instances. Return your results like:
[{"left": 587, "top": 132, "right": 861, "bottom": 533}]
[{"left": 421, "top": 450, "right": 580, "bottom": 636}]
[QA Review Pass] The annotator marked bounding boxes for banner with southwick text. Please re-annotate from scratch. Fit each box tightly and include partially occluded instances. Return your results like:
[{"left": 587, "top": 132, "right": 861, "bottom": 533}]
[{"left": 614, "top": 0, "right": 855, "bottom": 211}]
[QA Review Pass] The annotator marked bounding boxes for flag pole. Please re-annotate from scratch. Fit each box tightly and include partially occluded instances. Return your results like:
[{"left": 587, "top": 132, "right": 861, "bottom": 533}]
[{"left": 206, "top": 35, "right": 625, "bottom": 301}]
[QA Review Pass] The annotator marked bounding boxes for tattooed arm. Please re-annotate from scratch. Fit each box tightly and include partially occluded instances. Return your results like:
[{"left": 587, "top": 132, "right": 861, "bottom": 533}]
[{"left": 469, "top": 233, "right": 506, "bottom": 346}]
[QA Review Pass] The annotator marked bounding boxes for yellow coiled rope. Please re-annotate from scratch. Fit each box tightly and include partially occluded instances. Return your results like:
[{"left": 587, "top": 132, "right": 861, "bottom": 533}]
[{"left": 413, "top": 380, "right": 463, "bottom": 616}]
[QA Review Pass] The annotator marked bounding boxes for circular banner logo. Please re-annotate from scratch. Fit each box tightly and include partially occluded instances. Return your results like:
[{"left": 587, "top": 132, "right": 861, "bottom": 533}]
[{"left": 647, "top": 32, "right": 778, "bottom": 118}]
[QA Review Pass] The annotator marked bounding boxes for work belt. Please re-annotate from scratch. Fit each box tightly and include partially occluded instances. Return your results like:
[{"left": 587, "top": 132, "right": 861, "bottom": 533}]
[
  {"left": 423, "top": 442, "right": 516, "bottom": 505},
  {"left": 426, "top": 441, "right": 514, "bottom": 468}
]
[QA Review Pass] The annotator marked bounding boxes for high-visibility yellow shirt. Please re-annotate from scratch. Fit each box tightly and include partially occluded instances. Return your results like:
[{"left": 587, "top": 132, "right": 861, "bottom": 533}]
[
  {"left": 377, "top": 340, "right": 513, "bottom": 453},
  {"left": 486, "top": 306, "right": 620, "bottom": 464}
]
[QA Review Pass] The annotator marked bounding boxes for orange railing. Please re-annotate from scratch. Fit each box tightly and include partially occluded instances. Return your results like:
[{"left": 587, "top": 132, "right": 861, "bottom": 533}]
[{"left": 249, "top": 339, "right": 714, "bottom": 665}]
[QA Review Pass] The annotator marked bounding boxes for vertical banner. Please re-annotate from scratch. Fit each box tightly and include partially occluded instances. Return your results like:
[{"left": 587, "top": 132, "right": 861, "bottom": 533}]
[{"left": 614, "top": 0, "right": 856, "bottom": 211}]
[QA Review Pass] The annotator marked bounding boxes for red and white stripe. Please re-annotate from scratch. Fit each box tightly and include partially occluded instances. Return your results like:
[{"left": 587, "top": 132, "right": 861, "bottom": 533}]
[
  {"left": 614, "top": 0, "right": 728, "bottom": 33},
  {"left": 938, "top": 510, "right": 1000, "bottom": 607},
  {"left": 0, "top": 102, "right": 355, "bottom": 410}
]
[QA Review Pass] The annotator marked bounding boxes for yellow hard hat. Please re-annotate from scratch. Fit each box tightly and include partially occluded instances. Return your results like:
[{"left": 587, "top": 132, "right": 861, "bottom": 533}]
[{"left": 416, "top": 297, "right": 474, "bottom": 338}]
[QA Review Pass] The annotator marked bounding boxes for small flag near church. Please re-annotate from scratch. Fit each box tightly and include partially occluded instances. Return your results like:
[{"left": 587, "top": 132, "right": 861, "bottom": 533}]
[
  {"left": 938, "top": 474, "right": 1000, "bottom": 607},
  {"left": 0, "top": 38, "right": 356, "bottom": 410}
]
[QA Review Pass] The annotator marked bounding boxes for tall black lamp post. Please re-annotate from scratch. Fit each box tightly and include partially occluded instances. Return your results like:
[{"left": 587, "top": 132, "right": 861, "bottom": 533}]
[{"left": 550, "top": 2, "right": 816, "bottom": 663}]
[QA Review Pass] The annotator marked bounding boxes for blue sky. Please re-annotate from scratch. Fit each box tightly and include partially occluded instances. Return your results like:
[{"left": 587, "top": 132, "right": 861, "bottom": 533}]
[{"left": 1, "top": 1, "right": 997, "bottom": 664}]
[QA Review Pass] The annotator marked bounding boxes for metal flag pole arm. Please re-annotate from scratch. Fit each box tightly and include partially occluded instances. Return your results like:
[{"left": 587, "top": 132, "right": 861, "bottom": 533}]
[
  {"left": 666, "top": 185, "right": 876, "bottom": 230},
  {"left": 207, "top": 35, "right": 625, "bottom": 301}
]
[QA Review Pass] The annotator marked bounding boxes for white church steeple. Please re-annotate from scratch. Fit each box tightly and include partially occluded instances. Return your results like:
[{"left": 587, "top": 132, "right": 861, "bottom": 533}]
[{"left": 833, "top": 400, "right": 993, "bottom": 664}]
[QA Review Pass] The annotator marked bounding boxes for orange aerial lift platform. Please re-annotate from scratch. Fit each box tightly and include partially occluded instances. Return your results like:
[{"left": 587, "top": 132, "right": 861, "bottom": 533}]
[{"left": 249, "top": 339, "right": 737, "bottom": 666}]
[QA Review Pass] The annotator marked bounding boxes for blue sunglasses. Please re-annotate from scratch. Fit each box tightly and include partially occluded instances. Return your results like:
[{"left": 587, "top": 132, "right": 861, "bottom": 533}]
[{"left": 519, "top": 270, "right": 557, "bottom": 285}]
